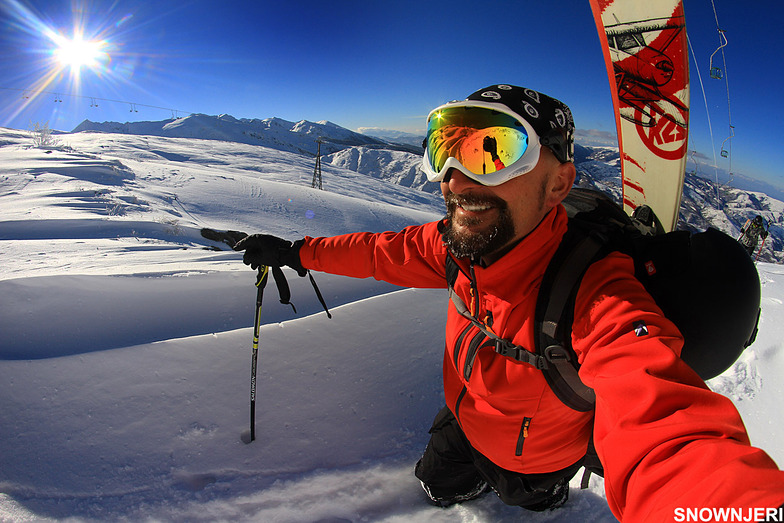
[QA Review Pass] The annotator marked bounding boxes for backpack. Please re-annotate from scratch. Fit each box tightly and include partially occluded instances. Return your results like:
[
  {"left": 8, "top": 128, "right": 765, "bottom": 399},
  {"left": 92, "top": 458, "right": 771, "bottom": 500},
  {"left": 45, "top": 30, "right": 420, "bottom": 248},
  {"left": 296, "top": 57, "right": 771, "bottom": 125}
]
[{"left": 445, "top": 187, "right": 762, "bottom": 484}]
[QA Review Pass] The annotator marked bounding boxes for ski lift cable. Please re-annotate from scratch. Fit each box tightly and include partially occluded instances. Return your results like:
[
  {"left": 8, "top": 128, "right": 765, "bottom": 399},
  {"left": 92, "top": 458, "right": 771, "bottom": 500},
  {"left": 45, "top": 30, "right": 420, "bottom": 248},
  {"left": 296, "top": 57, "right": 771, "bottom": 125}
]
[
  {"left": 710, "top": 0, "right": 734, "bottom": 181},
  {"left": 0, "top": 86, "right": 194, "bottom": 118},
  {"left": 687, "top": 35, "right": 721, "bottom": 200}
]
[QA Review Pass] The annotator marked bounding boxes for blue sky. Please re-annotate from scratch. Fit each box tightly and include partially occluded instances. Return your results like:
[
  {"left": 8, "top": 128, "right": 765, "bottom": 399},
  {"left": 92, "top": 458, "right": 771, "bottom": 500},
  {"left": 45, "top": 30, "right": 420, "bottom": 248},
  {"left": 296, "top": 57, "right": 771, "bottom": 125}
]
[{"left": 0, "top": 0, "right": 781, "bottom": 192}]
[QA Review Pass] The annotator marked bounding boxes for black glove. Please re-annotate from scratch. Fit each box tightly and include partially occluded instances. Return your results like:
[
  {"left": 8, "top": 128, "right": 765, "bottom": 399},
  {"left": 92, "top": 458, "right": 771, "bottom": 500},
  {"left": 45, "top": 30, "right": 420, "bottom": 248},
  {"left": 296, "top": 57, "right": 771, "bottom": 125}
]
[
  {"left": 233, "top": 234, "right": 307, "bottom": 277},
  {"left": 483, "top": 135, "right": 498, "bottom": 154}
]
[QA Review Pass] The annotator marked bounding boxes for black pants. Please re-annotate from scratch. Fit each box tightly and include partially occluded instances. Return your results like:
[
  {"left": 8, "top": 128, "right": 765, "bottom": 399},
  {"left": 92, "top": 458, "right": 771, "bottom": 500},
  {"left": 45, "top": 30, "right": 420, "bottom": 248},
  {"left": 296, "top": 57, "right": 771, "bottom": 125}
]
[{"left": 415, "top": 406, "right": 582, "bottom": 510}]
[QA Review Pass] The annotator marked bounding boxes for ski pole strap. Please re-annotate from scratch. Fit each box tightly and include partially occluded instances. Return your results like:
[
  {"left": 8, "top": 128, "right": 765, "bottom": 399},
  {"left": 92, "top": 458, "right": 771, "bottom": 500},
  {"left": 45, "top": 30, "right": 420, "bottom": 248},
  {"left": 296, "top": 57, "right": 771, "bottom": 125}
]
[
  {"left": 262, "top": 266, "right": 332, "bottom": 319},
  {"left": 271, "top": 266, "right": 297, "bottom": 313},
  {"left": 307, "top": 270, "right": 332, "bottom": 319}
]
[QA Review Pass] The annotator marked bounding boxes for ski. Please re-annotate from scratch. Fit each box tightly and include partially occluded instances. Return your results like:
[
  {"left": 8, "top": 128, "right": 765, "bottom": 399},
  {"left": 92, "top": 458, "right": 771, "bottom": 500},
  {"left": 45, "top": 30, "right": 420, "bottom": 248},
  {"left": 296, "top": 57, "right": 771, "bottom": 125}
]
[{"left": 589, "top": 0, "right": 690, "bottom": 232}]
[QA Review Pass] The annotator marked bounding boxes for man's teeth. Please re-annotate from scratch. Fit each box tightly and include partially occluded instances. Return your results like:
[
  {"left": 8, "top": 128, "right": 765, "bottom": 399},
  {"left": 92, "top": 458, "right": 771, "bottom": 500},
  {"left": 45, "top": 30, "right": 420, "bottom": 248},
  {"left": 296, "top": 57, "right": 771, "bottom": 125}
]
[{"left": 461, "top": 202, "right": 492, "bottom": 211}]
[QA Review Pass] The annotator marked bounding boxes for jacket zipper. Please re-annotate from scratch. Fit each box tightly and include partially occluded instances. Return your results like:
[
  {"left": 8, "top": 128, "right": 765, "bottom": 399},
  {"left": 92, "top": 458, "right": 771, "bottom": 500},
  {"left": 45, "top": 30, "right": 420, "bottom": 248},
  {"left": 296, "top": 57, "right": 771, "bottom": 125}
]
[
  {"left": 461, "top": 261, "right": 498, "bottom": 379},
  {"left": 453, "top": 323, "right": 472, "bottom": 370},
  {"left": 463, "top": 332, "right": 491, "bottom": 380},
  {"left": 455, "top": 259, "right": 532, "bottom": 458},
  {"left": 469, "top": 262, "right": 479, "bottom": 316},
  {"left": 454, "top": 385, "right": 468, "bottom": 423},
  {"left": 516, "top": 417, "right": 532, "bottom": 456}
]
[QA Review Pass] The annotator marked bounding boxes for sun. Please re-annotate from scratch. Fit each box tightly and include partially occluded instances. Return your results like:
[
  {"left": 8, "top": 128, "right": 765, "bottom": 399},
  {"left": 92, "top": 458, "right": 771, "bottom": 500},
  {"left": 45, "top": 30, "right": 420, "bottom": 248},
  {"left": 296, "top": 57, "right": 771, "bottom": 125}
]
[{"left": 53, "top": 34, "right": 107, "bottom": 71}]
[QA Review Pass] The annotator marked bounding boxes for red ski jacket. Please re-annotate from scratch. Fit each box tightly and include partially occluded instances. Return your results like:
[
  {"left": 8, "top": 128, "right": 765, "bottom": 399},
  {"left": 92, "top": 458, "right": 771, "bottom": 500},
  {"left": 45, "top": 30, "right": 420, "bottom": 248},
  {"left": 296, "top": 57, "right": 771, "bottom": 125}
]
[{"left": 298, "top": 204, "right": 784, "bottom": 521}]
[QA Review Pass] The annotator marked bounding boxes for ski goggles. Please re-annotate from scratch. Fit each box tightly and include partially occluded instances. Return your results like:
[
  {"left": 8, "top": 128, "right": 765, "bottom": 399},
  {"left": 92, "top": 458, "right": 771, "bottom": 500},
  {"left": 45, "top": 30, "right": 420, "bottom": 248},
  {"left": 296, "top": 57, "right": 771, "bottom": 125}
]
[{"left": 421, "top": 101, "right": 542, "bottom": 186}]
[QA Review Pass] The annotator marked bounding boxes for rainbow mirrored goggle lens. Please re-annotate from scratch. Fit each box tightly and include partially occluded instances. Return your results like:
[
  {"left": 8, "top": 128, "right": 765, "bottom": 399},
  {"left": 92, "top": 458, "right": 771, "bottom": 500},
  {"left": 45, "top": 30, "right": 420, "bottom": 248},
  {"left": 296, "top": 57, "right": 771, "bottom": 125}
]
[{"left": 422, "top": 104, "right": 540, "bottom": 186}]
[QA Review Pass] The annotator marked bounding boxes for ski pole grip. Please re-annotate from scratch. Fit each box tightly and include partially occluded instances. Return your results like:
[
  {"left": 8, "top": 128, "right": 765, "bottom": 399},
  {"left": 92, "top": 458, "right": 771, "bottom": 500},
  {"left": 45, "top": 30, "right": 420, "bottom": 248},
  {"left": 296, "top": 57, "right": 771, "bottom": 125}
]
[{"left": 256, "top": 266, "right": 269, "bottom": 288}]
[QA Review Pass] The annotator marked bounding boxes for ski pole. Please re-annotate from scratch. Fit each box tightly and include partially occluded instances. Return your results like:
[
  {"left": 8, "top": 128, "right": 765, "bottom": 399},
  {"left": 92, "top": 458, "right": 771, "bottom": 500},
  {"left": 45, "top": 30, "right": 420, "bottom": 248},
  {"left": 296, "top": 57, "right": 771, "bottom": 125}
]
[
  {"left": 242, "top": 265, "right": 269, "bottom": 444},
  {"left": 755, "top": 235, "right": 768, "bottom": 263}
]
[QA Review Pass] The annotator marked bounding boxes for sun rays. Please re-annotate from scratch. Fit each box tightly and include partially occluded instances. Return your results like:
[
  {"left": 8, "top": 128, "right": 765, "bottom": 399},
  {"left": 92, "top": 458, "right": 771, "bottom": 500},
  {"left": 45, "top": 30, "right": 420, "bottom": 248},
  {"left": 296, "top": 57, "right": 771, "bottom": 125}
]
[{"left": 0, "top": 0, "right": 122, "bottom": 125}]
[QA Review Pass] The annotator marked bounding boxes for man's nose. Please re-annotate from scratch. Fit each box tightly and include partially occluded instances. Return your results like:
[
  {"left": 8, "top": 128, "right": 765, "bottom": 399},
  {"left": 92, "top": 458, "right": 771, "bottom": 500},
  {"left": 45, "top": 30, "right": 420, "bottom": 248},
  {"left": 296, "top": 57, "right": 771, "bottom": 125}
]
[{"left": 443, "top": 168, "right": 482, "bottom": 192}]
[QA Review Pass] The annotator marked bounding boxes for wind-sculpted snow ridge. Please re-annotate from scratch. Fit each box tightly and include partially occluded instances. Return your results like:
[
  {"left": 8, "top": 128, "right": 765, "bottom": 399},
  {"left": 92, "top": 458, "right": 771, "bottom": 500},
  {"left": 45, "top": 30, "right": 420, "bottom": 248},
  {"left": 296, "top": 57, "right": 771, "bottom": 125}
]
[{"left": 0, "top": 271, "right": 399, "bottom": 360}]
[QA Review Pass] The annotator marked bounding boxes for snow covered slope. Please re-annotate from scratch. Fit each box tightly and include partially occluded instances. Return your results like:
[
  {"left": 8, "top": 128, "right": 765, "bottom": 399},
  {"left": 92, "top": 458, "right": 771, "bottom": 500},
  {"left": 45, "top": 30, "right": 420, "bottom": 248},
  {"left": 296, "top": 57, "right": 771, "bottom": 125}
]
[{"left": 1, "top": 126, "right": 781, "bottom": 522}]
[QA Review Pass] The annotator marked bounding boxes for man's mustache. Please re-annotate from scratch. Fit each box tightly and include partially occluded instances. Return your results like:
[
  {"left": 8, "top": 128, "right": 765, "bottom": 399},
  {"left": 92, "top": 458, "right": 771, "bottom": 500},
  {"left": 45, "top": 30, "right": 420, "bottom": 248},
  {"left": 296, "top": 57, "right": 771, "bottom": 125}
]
[{"left": 445, "top": 192, "right": 507, "bottom": 211}]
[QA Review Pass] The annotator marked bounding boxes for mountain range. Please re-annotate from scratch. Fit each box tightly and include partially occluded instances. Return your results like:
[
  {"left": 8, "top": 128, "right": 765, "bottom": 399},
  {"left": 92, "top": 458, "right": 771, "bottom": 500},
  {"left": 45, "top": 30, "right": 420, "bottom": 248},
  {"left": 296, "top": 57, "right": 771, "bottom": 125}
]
[{"left": 73, "top": 114, "right": 421, "bottom": 156}]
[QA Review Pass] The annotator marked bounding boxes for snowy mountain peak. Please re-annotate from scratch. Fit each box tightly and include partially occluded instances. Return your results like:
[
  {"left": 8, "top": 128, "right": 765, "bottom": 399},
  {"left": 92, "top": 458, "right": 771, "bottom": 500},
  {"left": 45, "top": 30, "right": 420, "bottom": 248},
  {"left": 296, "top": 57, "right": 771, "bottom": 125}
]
[
  {"left": 316, "top": 120, "right": 343, "bottom": 128},
  {"left": 260, "top": 116, "right": 295, "bottom": 128}
]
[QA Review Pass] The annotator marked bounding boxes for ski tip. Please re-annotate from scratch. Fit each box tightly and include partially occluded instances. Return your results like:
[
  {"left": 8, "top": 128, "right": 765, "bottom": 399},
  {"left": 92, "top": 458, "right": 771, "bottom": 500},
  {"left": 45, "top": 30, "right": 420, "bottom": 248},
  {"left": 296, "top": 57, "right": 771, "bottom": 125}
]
[{"left": 240, "top": 429, "right": 254, "bottom": 444}]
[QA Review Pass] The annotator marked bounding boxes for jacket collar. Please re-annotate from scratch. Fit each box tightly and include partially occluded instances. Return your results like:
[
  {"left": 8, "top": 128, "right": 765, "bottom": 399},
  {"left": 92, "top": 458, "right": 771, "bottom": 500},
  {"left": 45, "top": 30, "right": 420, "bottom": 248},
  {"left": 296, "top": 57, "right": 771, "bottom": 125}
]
[{"left": 477, "top": 204, "right": 568, "bottom": 270}]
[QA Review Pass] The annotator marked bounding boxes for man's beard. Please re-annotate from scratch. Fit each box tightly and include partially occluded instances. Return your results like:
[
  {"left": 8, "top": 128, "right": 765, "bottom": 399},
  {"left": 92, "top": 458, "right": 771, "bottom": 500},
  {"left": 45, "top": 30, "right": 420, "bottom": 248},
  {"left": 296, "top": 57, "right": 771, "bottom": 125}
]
[{"left": 441, "top": 193, "right": 515, "bottom": 259}]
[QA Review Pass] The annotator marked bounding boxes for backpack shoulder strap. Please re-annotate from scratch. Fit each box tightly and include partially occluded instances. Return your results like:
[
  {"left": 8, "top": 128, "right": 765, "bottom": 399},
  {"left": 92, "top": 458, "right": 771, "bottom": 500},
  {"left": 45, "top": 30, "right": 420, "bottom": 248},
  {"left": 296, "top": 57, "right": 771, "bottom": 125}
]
[
  {"left": 535, "top": 188, "right": 637, "bottom": 412},
  {"left": 534, "top": 221, "right": 607, "bottom": 412}
]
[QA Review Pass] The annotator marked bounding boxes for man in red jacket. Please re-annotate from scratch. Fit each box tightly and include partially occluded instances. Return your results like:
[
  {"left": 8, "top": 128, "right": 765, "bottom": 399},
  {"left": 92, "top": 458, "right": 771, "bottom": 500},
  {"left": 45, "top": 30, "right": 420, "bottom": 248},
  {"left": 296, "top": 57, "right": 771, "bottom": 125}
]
[{"left": 234, "top": 85, "right": 784, "bottom": 520}]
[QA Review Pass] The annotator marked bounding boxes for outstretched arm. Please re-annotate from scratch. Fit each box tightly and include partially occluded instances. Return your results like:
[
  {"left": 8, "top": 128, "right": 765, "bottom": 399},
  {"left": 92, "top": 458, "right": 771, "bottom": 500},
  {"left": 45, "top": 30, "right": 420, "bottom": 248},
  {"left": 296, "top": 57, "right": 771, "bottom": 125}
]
[
  {"left": 234, "top": 222, "right": 449, "bottom": 290},
  {"left": 573, "top": 253, "right": 784, "bottom": 521},
  {"left": 298, "top": 221, "right": 449, "bottom": 289}
]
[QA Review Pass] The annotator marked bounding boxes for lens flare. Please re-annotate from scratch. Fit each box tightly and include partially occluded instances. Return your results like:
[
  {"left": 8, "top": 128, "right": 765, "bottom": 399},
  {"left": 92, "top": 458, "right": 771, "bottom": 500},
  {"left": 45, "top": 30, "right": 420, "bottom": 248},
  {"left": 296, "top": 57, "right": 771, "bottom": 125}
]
[{"left": 52, "top": 34, "right": 108, "bottom": 71}]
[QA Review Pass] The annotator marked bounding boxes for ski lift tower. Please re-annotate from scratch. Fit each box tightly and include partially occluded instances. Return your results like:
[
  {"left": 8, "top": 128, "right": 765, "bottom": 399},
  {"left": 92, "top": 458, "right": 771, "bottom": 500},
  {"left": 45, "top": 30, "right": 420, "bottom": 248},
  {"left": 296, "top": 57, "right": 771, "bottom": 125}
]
[{"left": 312, "top": 138, "right": 323, "bottom": 190}]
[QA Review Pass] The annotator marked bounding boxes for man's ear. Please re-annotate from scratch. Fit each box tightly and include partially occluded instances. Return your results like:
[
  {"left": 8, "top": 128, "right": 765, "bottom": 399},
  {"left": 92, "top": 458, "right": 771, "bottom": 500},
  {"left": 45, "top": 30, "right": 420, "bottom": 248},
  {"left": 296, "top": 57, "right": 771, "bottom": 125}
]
[{"left": 545, "top": 161, "right": 576, "bottom": 208}]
